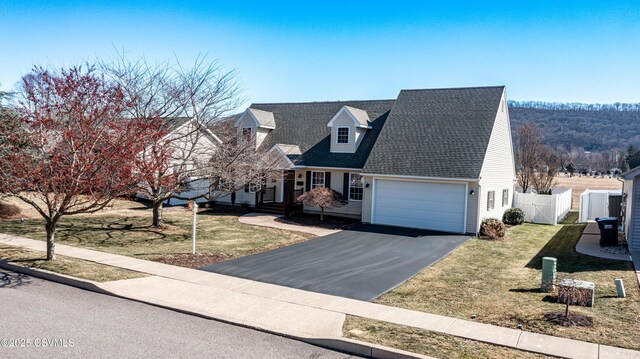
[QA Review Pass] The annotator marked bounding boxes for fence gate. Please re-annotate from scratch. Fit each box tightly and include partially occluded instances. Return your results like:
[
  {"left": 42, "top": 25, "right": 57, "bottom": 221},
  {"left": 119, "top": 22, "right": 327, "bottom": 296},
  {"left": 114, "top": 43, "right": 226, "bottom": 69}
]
[{"left": 608, "top": 195, "right": 622, "bottom": 219}]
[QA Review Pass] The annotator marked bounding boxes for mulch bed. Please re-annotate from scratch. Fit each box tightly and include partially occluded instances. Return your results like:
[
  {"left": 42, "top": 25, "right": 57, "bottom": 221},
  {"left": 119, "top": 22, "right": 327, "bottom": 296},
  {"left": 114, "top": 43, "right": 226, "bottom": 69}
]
[
  {"left": 150, "top": 253, "right": 233, "bottom": 269},
  {"left": 544, "top": 312, "right": 594, "bottom": 327},
  {"left": 0, "top": 201, "right": 22, "bottom": 219},
  {"left": 275, "top": 213, "right": 360, "bottom": 230}
]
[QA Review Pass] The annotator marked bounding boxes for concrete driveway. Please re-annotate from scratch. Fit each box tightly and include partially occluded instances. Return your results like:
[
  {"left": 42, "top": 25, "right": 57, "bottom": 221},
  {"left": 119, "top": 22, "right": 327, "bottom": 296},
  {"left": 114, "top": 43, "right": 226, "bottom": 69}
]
[{"left": 201, "top": 224, "right": 470, "bottom": 301}]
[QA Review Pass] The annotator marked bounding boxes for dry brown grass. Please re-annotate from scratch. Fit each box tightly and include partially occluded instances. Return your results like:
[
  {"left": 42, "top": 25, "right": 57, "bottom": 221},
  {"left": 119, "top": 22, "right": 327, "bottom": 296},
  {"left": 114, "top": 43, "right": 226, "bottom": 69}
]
[
  {"left": 0, "top": 199, "right": 315, "bottom": 267},
  {"left": 0, "top": 195, "right": 148, "bottom": 219},
  {"left": 0, "top": 244, "right": 146, "bottom": 282},
  {"left": 344, "top": 316, "right": 551, "bottom": 359},
  {"left": 554, "top": 174, "right": 622, "bottom": 209},
  {"left": 358, "top": 222, "right": 640, "bottom": 350}
]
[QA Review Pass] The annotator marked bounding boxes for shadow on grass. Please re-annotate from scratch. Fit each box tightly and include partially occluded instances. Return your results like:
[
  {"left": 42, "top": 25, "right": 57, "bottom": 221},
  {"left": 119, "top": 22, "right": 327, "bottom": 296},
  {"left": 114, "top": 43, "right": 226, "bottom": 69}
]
[
  {"left": 525, "top": 224, "right": 632, "bottom": 273},
  {"left": 0, "top": 216, "right": 174, "bottom": 246},
  {"left": 509, "top": 288, "right": 543, "bottom": 293}
]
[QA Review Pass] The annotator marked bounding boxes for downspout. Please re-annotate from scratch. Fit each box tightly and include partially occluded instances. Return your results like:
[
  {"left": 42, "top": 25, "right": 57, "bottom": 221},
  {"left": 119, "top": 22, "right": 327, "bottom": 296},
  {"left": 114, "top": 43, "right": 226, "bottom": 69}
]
[{"left": 617, "top": 176, "right": 625, "bottom": 232}]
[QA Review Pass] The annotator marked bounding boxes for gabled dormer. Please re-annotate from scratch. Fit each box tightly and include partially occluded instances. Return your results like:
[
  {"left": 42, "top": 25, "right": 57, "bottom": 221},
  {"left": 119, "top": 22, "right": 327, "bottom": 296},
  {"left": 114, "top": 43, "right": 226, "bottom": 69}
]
[
  {"left": 327, "top": 106, "right": 371, "bottom": 153},
  {"left": 235, "top": 108, "right": 275, "bottom": 148}
]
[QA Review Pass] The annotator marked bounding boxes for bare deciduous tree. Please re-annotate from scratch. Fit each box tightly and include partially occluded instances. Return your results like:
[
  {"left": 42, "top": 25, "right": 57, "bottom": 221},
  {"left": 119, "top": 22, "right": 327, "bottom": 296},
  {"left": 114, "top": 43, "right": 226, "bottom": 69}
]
[
  {"left": 515, "top": 123, "right": 544, "bottom": 193},
  {"left": 101, "top": 52, "right": 244, "bottom": 226},
  {"left": 531, "top": 146, "right": 561, "bottom": 194},
  {"left": 202, "top": 121, "right": 285, "bottom": 206}
]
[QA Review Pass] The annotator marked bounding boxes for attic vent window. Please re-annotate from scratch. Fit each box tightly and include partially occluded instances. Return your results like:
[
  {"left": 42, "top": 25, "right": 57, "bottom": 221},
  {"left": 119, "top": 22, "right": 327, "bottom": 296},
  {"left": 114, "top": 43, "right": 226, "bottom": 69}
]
[{"left": 337, "top": 127, "right": 349, "bottom": 144}]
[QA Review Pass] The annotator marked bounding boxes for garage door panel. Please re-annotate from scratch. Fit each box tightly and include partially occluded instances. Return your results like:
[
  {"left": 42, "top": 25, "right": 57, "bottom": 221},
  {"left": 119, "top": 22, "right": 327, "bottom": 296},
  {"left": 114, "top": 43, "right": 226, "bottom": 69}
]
[
  {"left": 376, "top": 197, "right": 464, "bottom": 215},
  {"left": 373, "top": 179, "right": 466, "bottom": 233},
  {"left": 374, "top": 203, "right": 464, "bottom": 220}
]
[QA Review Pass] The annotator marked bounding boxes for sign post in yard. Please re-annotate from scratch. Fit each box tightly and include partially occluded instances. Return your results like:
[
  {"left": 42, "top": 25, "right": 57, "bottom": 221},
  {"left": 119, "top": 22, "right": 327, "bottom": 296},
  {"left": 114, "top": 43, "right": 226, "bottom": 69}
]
[{"left": 192, "top": 201, "right": 198, "bottom": 255}]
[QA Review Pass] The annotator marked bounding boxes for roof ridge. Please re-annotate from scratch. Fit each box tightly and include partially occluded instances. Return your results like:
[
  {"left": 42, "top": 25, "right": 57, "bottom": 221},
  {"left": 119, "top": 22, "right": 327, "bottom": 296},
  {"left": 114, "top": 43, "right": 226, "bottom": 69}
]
[
  {"left": 251, "top": 99, "right": 396, "bottom": 106},
  {"left": 399, "top": 85, "right": 505, "bottom": 92}
]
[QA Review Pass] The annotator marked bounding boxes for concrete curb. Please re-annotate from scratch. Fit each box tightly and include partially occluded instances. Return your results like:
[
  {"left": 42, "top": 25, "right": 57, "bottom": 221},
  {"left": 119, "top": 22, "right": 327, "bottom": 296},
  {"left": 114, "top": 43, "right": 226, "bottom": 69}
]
[
  {"left": 0, "top": 261, "right": 433, "bottom": 359},
  {"left": 0, "top": 260, "right": 111, "bottom": 295}
]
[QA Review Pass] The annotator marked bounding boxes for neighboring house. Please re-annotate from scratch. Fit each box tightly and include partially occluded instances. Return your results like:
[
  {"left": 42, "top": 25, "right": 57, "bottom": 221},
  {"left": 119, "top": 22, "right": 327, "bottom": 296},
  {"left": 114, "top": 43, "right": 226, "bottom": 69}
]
[
  {"left": 622, "top": 167, "right": 640, "bottom": 252},
  {"left": 216, "top": 86, "right": 515, "bottom": 234},
  {"left": 136, "top": 117, "right": 222, "bottom": 206}
]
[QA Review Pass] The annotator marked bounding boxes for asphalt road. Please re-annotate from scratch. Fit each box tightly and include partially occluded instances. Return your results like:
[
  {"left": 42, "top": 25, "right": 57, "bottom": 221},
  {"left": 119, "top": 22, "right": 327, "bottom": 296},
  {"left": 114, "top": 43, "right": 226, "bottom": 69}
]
[
  {"left": 0, "top": 271, "right": 357, "bottom": 359},
  {"left": 202, "top": 224, "right": 470, "bottom": 301}
]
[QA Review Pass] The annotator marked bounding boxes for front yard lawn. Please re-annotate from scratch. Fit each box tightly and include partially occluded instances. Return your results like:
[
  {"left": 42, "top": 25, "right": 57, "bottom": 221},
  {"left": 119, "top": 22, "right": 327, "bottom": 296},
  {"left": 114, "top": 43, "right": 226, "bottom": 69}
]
[
  {"left": 0, "top": 244, "right": 146, "bottom": 282},
  {"left": 345, "top": 317, "right": 549, "bottom": 359},
  {"left": 346, "top": 220, "right": 640, "bottom": 351},
  {"left": 0, "top": 200, "right": 315, "bottom": 268}
]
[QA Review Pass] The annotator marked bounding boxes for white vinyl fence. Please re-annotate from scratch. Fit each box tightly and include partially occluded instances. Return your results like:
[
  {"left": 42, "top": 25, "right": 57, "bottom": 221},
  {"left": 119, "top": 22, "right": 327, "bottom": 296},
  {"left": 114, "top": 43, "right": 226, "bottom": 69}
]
[
  {"left": 578, "top": 189, "right": 622, "bottom": 223},
  {"left": 513, "top": 188, "right": 572, "bottom": 225}
]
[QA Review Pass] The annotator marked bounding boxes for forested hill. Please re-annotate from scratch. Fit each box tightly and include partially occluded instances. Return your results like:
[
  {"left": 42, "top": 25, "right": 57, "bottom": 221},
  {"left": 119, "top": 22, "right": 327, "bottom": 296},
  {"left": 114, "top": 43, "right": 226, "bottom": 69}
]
[{"left": 508, "top": 101, "right": 640, "bottom": 151}]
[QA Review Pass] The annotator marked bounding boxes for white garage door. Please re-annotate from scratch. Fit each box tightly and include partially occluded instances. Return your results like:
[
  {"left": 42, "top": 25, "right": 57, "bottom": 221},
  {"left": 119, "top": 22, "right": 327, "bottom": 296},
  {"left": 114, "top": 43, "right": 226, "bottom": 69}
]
[{"left": 373, "top": 179, "right": 467, "bottom": 233}]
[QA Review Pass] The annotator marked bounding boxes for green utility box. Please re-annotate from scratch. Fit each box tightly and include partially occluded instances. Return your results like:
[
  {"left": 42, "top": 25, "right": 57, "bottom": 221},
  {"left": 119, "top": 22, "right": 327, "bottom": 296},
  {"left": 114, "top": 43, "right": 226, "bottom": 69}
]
[{"left": 541, "top": 257, "right": 557, "bottom": 292}]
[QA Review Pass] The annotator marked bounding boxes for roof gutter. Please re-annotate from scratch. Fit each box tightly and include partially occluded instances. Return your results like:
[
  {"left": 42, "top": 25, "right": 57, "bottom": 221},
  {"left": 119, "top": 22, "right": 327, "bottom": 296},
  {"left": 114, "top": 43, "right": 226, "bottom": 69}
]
[{"left": 362, "top": 173, "right": 481, "bottom": 182}]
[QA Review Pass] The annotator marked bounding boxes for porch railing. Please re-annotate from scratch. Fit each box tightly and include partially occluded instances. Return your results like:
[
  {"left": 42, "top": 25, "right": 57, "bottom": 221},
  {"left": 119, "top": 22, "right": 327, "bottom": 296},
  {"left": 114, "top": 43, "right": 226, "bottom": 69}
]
[{"left": 259, "top": 186, "right": 276, "bottom": 204}]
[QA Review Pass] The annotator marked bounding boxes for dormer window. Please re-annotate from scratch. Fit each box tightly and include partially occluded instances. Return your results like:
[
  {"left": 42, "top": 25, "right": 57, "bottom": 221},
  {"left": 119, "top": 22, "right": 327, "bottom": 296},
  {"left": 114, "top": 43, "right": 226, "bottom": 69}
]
[
  {"left": 337, "top": 127, "right": 350, "bottom": 144},
  {"left": 242, "top": 127, "right": 252, "bottom": 142}
]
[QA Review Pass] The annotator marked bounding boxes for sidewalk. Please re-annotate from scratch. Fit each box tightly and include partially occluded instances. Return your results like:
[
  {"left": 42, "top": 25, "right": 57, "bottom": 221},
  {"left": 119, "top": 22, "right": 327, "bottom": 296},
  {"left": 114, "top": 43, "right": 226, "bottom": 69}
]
[
  {"left": 576, "top": 222, "right": 632, "bottom": 262},
  {"left": 1, "top": 233, "right": 639, "bottom": 359},
  {"left": 238, "top": 213, "right": 341, "bottom": 236}
]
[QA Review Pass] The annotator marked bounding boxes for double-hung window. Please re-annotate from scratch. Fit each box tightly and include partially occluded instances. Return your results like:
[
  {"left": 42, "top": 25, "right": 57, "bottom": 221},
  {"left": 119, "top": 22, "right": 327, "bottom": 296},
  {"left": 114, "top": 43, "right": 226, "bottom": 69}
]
[
  {"left": 242, "top": 127, "right": 252, "bottom": 142},
  {"left": 337, "top": 127, "right": 349, "bottom": 144},
  {"left": 487, "top": 191, "right": 495, "bottom": 210},
  {"left": 502, "top": 189, "right": 509, "bottom": 207},
  {"left": 311, "top": 171, "right": 325, "bottom": 189},
  {"left": 348, "top": 173, "right": 364, "bottom": 201}
]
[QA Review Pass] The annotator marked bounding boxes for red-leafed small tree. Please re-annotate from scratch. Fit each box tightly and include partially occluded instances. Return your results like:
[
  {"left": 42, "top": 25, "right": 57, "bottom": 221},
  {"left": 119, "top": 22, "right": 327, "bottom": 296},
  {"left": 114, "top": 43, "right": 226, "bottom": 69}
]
[
  {"left": 0, "top": 66, "right": 149, "bottom": 260},
  {"left": 297, "top": 187, "right": 345, "bottom": 221}
]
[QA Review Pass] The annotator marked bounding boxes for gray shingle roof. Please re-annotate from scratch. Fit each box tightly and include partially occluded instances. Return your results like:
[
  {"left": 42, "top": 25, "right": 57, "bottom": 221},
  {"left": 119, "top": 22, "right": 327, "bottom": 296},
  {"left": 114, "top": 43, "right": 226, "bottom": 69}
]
[
  {"left": 342, "top": 106, "right": 371, "bottom": 127},
  {"left": 252, "top": 100, "right": 395, "bottom": 169},
  {"left": 160, "top": 117, "right": 192, "bottom": 132},
  {"left": 249, "top": 86, "right": 504, "bottom": 178},
  {"left": 248, "top": 108, "right": 276, "bottom": 128},
  {"left": 362, "top": 86, "right": 505, "bottom": 178}
]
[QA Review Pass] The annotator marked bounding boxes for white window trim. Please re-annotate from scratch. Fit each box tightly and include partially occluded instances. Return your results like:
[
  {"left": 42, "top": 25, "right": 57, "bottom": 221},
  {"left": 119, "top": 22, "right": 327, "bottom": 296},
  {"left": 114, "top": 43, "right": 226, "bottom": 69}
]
[
  {"left": 348, "top": 172, "right": 364, "bottom": 201},
  {"left": 311, "top": 171, "right": 325, "bottom": 189},
  {"left": 488, "top": 190, "right": 495, "bottom": 210},
  {"left": 336, "top": 126, "right": 350, "bottom": 144},
  {"left": 502, "top": 189, "right": 509, "bottom": 207},
  {"left": 242, "top": 127, "right": 253, "bottom": 141},
  {"left": 248, "top": 183, "right": 258, "bottom": 193}
]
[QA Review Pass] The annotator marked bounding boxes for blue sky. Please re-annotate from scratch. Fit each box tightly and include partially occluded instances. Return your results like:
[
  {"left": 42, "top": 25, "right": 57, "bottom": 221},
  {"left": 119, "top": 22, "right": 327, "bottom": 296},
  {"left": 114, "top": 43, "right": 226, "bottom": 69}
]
[{"left": 1, "top": 1, "right": 639, "bottom": 106}]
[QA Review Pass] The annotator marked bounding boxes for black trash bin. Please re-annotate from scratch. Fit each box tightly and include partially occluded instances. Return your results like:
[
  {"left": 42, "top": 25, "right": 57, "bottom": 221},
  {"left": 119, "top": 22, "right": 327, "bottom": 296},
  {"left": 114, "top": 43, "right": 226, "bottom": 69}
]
[{"left": 595, "top": 217, "right": 618, "bottom": 246}]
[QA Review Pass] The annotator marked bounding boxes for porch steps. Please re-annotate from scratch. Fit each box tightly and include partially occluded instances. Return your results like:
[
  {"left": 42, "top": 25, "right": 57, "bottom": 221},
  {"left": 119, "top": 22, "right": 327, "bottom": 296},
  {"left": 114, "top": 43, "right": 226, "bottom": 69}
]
[
  {"left": 254, "top": 203, "right": 286, "bottom": 215},
  {"left": 254, "top": 202, "right": 303, "bottom": 215}
]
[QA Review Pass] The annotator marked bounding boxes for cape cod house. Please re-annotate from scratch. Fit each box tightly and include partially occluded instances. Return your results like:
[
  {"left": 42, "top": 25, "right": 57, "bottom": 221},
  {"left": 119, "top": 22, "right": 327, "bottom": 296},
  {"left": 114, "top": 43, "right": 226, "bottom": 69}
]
[{"left": 213, "top": 86, "right": 516, "bottom": 234}]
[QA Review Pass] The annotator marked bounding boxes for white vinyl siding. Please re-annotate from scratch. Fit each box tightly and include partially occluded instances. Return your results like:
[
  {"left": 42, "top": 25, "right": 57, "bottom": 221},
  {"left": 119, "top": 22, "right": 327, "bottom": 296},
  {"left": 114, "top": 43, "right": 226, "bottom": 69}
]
[
  {"left": 299, "top": 169, "right": 362, "bottom": 218},
  {"left": 631, "top": 179, "right": 640, "bottom": 251},
  {"left": 478, "top": 89, "right": 515, "bottom": 229},
  {"left": 329, "top": 110, "right": 357, "bottom": 153}
]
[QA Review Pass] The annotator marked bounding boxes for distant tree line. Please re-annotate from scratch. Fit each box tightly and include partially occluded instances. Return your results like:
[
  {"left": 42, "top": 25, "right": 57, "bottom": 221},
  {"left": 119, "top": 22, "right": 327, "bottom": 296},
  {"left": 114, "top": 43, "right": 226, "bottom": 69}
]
[
  {"left": 509, "top": 106, "right": 640, "bottom": 155},
  {"left": 509, "top": 100, "right": 640, "bottom": 112}
]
